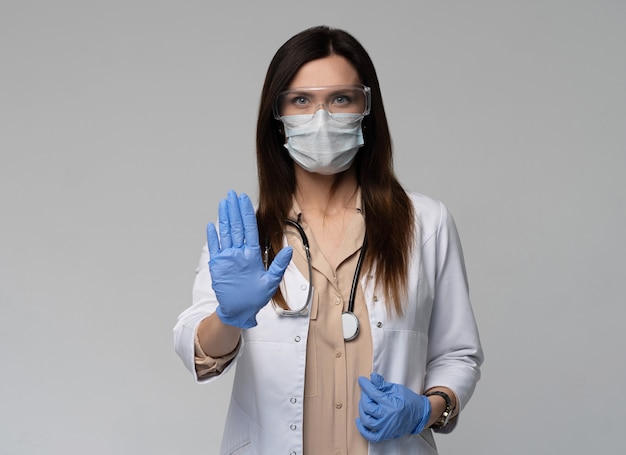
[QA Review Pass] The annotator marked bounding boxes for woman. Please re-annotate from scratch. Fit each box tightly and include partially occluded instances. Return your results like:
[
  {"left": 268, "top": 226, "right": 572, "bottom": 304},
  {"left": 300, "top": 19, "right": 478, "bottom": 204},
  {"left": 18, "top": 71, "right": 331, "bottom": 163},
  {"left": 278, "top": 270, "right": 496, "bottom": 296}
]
[{"left": 174, "top": 26, "right": 483, "bottom": 455}]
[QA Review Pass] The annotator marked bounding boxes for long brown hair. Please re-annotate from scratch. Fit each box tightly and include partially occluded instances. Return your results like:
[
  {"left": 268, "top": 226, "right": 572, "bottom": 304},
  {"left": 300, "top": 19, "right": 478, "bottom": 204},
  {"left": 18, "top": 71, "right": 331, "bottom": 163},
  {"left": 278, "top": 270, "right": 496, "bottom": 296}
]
[{"left": 256, "top": 26, "right": 414, "bottom": 315}]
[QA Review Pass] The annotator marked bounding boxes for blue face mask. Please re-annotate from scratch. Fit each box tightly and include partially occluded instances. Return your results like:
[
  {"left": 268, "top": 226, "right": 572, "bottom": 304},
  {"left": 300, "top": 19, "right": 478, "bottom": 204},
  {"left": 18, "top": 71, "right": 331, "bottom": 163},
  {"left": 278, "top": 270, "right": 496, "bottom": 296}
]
[{"left": 281, "top": 110, "right": 364, "bottom": 175}]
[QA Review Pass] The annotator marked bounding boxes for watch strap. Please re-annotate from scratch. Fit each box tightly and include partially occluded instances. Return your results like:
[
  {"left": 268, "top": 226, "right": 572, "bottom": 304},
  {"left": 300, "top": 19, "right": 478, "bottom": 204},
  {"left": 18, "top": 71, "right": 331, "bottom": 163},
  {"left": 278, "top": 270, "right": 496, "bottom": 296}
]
[{"left": 425, "top": 390, "right": 453, "bottom": 429}]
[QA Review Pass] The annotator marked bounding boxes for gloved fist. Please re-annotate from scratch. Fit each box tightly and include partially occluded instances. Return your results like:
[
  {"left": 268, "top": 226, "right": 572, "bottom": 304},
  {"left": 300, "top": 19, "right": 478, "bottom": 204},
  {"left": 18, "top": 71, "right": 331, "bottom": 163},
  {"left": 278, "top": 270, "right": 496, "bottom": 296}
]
[
  {"left": 356, "top": 372, "right": 431, "bottom": 442},
  {"left": 207, "top": 190, "right": 292, "bottom": 329}
]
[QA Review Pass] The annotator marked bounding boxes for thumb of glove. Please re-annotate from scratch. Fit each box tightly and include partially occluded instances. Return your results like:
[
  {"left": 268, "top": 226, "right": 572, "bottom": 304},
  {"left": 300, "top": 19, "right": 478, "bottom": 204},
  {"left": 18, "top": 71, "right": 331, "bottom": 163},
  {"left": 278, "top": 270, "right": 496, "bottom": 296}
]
[{"left": 266, "top": 246, "right": 293, "bottom": 283}]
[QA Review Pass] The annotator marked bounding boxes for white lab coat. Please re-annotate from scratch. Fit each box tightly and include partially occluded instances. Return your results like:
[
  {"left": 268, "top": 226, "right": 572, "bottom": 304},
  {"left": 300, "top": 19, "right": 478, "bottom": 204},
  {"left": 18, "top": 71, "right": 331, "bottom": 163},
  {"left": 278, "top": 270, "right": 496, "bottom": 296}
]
[{"left": 174, "top": 192, "right": 483, "bottom": 455}]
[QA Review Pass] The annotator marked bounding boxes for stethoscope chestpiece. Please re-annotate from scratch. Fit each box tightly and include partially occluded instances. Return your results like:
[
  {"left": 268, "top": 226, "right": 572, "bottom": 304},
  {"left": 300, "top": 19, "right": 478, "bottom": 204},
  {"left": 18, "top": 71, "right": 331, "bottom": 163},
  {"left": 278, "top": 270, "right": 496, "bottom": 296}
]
[{"left": 341, "top": 311, "right": 360, "bottom": 341}]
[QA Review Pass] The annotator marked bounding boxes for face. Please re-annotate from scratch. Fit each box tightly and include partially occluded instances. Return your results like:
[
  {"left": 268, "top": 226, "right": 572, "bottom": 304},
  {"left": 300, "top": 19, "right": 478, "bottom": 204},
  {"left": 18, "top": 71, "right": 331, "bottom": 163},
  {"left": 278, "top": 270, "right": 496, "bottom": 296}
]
[{"left": 277, "top": 55, "right": 367, "bottom": 176}]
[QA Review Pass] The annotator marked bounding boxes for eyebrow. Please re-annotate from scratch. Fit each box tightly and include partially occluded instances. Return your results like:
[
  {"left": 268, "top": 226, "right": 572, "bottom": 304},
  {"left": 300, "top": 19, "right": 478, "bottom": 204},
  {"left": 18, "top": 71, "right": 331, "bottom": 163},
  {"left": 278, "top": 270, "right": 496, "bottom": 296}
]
[{"left": 285, "top": 89, "right": 315, "bottom": 97}]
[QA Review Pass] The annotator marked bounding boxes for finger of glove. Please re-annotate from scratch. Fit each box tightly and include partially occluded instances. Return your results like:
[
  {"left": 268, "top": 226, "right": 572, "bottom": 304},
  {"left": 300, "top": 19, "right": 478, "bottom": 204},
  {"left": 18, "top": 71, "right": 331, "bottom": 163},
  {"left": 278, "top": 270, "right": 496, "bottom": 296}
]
[
  {"left": 370, "top": 372, "right": 400, "bottom": 396},
  {"left": 356, "top": 418, "right": 385, "bottom": 443},
  {"left": 226, "top": 190, "right": 245, "bottom": 247},
  {"left": 359, "top": 390, "right": 384, "bottom": 421},
  {"left": 238, "top": 193, "right": 260, "bottom": 248},
  {"left": 218, "top": 198, "right": 232, "bottom": 249},
  {"left": 358, "top": 376, "right": 388, "bottom": 403},
  {"left": 370, "top": 372, "right": 386, "bottom": 388},
  {"left": 206, "top": 222, "right": 221, "bottom": 257},
  {"left": 267, "top": 246, "right": 293, "bottom": 280}
]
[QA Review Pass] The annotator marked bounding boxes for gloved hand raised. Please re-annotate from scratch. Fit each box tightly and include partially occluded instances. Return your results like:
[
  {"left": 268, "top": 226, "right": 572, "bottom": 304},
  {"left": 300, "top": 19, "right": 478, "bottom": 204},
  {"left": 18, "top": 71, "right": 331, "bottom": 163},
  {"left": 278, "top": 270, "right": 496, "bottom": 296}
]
[
  {"left": 207, "top": 190, "right": 293, "bottom": 329},
  {"left": 356, "top": 372, "right": 431, "bottom": 442}
]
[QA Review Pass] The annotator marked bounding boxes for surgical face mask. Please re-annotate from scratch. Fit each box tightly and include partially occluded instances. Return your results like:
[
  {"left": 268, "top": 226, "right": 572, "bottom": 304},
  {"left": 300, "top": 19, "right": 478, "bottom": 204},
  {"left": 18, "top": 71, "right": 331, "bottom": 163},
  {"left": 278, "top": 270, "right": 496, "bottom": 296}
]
[{"left": 281, "top": 110, "right": 364, "bottom": 175}]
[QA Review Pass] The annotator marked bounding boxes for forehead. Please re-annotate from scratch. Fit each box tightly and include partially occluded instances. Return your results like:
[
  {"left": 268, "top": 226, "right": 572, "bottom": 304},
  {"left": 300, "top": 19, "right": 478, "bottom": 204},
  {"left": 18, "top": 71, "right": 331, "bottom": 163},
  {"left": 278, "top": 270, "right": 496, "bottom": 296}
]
[{"left": 288, "top": 54, "right": 360, "bottom": 89}]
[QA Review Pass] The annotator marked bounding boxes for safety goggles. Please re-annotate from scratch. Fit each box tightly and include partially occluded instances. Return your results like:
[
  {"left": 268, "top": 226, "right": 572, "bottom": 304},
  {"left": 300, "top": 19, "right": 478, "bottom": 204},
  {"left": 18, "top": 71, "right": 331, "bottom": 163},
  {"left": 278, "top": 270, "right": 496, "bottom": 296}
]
[{"left": 274, "top": 84, "right": 371, "bottom": 125}]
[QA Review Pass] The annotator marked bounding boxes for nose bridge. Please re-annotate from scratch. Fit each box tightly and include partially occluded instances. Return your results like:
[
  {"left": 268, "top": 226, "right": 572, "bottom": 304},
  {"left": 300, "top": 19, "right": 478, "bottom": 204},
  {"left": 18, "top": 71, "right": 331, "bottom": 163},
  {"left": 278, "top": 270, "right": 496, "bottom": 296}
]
[
  {"left": 312, "top": 89, "right": 332, "bottom": 114},
  {"left": 312, "top": 93, "right": 330, "bottom": 113},
  {"left": 313, "top": 102, "right": 328, "bottom": 113}
]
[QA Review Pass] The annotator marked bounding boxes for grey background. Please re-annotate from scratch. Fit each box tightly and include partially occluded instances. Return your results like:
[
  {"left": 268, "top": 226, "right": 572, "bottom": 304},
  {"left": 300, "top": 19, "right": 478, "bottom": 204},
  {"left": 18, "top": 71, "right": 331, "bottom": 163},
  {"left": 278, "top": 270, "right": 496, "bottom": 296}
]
[{"left": 1, "top": 1, "right": 624, "bottom": 454}]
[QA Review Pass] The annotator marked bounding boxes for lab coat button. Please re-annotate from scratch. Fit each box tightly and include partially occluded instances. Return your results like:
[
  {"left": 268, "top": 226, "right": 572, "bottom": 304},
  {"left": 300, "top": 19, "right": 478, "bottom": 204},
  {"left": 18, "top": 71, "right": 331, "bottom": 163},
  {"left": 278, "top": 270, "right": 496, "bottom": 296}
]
[
  {"left": 373, "top": 295, "right": 379, "bottom": 302},
  {"left": 290, "top": 424, "right": 297, "bottom": 431},
  {"left": 335, "top": 401, "right": 343, "bottom": 409},
  {"left": 294, "top": 336, "right": 301, "bottom": 342},
  {"left": 290, "top": 397, "right": 297, "bottom": 404},
  {"left": 300, "top": 284, "right": 307, "bottom": 290},
  {"left": 335, "top": 350, "right": 342, "bottom": 358},
  {"left": 376, "top": 322, "right": 383, "bottom": 328}
]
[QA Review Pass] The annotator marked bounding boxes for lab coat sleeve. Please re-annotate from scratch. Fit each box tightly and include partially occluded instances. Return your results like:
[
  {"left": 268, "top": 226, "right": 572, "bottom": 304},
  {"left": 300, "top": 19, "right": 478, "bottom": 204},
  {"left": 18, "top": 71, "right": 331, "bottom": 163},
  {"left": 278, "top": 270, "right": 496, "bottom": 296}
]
[
  {"left": 173, "top": 243, "right": 242, "bottom": 383},
  {"left": 423, "top": 202, "right": 483, "bottom": 422}
]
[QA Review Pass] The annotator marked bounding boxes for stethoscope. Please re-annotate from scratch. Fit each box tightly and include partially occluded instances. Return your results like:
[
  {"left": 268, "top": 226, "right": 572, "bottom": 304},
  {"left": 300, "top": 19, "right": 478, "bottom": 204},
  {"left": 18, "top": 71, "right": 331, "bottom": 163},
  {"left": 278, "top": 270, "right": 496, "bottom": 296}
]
[{"left": 264, "top": 218, "right": 367, "bottom": 341}]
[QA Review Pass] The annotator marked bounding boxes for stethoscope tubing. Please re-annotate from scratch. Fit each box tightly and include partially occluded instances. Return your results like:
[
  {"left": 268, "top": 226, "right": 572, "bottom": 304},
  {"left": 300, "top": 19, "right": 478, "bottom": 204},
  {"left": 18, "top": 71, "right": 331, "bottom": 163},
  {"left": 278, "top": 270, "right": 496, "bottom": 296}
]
[
  {"left": 266, "top": 218, "right": 314, "bottom": 316},
  {"left": 348, "top": 234, "right": 367, "bottom": 314},
  {"left": 265, "top": 218, "right": 366, "bottom": 340}
]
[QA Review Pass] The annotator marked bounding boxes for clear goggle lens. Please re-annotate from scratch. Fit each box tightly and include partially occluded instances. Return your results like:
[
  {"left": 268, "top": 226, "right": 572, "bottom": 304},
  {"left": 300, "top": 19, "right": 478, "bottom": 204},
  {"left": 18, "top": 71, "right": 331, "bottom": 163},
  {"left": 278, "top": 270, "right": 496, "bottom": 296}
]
[{"left": 274, "top": 84, "right": 371, "bottom": 124}]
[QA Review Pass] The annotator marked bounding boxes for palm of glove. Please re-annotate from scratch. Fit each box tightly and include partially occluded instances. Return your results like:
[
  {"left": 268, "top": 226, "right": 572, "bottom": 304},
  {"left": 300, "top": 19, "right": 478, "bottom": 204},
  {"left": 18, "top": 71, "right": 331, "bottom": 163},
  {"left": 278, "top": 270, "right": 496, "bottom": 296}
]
[
  {"left": 356, "top": 373, "right": 431, "bottom": 442},
  {"left": 207, "top": 191, "right": 292, "bottom": 329},
  {"left": 210, "top": 244, "right": 278, "bottom": 328}
]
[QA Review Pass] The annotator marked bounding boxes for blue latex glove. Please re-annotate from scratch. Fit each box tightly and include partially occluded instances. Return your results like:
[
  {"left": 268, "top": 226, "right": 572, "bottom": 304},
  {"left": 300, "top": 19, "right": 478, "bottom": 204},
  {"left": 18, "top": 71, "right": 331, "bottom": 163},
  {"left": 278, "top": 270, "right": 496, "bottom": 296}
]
[
  {"left": 207, "top": 190, "right": 293, "bottom": 329},
  {"left": 356, "top": 372, "right": 431, "bottom": 442}
]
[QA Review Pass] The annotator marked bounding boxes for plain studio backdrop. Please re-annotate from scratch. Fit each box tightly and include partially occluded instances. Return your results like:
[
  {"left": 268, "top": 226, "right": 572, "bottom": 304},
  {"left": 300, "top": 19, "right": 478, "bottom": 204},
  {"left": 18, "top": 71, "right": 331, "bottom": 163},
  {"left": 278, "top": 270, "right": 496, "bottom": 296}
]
[{"left": 1, "top": 1, "right": 624, "bottom": 453}]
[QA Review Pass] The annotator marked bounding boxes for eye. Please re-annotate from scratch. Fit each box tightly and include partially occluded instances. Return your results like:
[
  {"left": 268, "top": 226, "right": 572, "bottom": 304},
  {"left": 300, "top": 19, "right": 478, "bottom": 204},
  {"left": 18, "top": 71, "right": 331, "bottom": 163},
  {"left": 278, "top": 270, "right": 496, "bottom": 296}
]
[
  {"left": 333, "top": 95, "right": 352, "bottom": 105},
  {"left": 290, "top": 95, "right": 310, "bottom": 107}
]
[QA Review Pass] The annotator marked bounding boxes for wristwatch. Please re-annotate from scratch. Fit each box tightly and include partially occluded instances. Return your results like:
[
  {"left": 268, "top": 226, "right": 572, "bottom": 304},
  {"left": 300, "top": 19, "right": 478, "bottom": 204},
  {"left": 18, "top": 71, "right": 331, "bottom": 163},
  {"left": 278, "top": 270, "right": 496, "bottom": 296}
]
[{"left": 425, "top": 390, "right": 453, "bottom": 429}]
